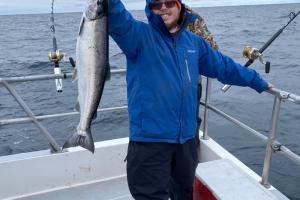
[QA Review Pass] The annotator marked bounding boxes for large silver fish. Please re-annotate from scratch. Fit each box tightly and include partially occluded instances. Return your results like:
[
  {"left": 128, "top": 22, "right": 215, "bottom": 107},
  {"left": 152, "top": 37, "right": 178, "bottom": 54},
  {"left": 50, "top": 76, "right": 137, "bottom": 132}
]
[{"left": 63, "top": 0, "right": 109, "bottom": 153}]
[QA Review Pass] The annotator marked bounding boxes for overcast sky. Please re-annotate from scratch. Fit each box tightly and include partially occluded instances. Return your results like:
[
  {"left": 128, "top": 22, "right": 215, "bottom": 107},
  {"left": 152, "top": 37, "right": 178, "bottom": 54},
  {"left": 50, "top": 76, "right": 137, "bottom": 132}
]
[{"left": 0, "top": 0, "right": 300, "bottom": 15}]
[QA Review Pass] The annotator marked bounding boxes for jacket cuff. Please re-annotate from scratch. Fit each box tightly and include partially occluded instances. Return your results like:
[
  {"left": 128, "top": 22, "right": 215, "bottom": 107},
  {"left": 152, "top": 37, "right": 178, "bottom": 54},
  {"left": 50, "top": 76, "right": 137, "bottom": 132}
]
[{"left": 250, "top": 74, "right": 268, "bottom": 93}]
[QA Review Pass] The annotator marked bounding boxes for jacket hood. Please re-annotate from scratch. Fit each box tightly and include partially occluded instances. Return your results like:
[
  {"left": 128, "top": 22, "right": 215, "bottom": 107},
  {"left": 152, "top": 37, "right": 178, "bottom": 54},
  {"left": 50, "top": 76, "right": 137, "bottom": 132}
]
[{"left": 145, "top": 0, "right": 153, "bottom": 19}]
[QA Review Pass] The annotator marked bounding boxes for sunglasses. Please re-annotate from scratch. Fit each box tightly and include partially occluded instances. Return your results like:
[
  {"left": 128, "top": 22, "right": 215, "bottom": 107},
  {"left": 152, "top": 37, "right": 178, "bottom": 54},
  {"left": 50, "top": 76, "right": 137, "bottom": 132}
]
[{"left": 150, "top": 0, "right": 177, "bottom": 10}]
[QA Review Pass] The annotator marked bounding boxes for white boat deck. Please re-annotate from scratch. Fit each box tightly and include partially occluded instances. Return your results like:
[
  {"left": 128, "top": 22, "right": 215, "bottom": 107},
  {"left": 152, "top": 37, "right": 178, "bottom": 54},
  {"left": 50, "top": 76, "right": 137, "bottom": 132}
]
[{"left": 17, "top": 176, "right": 133, "bottom": 200}]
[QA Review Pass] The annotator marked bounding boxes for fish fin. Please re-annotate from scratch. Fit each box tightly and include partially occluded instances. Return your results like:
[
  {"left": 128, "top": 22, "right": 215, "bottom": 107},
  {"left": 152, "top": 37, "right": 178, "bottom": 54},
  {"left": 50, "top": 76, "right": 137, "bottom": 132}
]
[
  {"left": 72, "top": 67, "right": 78, "bottom": 82},
  {"left": 69, "top": 57, "right": 76, "bottom": 68},
  {"left": 75, "top": 98, "right": 80, "bottom": 112},
  {"left": 62, "top": 129, "right": 95, "bottom": 153},
  {"left": 105, "top": 64, "right": 111, "bottom": 81}
]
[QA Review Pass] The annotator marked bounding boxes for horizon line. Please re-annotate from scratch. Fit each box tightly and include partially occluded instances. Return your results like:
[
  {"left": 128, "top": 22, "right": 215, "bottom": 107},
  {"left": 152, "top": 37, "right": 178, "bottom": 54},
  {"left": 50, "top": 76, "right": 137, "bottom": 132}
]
[{"left": 0, "top": 1, "right": 299, "bottom": 16}]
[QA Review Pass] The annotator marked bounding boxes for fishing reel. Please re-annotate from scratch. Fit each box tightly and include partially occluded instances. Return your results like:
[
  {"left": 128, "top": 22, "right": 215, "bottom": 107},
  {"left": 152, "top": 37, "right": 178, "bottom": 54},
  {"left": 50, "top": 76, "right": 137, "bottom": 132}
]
[
  {"left": 48, "top": 50, "right": 65, "bottom": 63},
  {"left": 48, "top": 50, "right": 65, "bottom": 93},
  {"left": 242, "top": 46, "right": 270, "bottom": 73}
]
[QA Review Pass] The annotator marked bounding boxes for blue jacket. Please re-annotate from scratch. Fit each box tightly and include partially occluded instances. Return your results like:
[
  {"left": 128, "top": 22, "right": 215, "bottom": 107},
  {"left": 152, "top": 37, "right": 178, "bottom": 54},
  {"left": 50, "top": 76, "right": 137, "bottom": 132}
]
[{"left": 109, "top": 0, "right": 268, "bottom": 143}]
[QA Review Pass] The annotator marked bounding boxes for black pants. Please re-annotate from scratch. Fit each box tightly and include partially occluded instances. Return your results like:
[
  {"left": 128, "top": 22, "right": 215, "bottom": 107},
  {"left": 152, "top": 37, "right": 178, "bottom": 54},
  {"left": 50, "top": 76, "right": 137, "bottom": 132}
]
[{"left": 126, "top": 138, "right": 198, "bottom": 200}]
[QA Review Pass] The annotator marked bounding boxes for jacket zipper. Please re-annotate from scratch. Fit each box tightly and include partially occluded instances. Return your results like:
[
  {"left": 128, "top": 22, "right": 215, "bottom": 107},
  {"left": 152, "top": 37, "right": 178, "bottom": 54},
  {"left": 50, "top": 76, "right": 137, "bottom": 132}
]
[{"left": 173, "top": 39, "right": 182, "bottom": 142}]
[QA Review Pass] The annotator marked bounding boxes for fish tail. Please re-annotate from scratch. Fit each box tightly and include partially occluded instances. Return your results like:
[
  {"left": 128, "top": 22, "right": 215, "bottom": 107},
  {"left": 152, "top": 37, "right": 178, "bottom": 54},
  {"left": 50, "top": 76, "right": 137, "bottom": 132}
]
[{"left": 62, "top": 129, "right": 95, "bottom": 153}]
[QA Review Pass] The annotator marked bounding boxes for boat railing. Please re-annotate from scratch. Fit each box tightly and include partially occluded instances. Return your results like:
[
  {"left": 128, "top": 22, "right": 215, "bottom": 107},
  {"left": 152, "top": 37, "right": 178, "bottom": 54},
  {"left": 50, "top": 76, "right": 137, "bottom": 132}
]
[
  {"left": 0, "top": 71, "right": 300, "bottom": 188},
  {"left": 0, "top": 69, "right": 126, "bottom": 153},
  {"left": 202, "top": 78, "right": 300, "bottom": 187}
]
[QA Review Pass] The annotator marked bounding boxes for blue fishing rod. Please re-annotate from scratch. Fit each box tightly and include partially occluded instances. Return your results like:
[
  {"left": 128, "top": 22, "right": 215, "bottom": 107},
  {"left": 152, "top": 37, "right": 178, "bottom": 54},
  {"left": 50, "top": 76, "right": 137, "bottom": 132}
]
[
  {"left": 222, "top": 11, "right": 300, "bottom": 92},
  {"left": 48, "top": 0, "right": 65, "bottom": 93}
]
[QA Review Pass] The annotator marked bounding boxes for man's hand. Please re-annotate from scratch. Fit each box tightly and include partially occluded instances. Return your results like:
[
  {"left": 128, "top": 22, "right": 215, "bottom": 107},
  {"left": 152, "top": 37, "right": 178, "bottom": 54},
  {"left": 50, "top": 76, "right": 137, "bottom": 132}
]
[{"left": 268, "top": 82, "right": 274, "bottom": 90}]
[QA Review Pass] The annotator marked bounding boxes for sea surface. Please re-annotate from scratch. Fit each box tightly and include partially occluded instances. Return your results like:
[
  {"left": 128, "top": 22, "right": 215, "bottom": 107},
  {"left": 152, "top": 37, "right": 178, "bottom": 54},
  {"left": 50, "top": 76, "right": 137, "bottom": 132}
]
[{"left": 0, "top": 3, "right": 300, "bottom": 199}]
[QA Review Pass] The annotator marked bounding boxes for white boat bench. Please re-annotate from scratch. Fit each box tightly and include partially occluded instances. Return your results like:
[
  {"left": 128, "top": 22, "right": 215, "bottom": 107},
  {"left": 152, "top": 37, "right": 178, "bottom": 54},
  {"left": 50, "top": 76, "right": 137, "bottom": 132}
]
[{"left": 196, "top": 159, "right": 285, "bottom": 200}]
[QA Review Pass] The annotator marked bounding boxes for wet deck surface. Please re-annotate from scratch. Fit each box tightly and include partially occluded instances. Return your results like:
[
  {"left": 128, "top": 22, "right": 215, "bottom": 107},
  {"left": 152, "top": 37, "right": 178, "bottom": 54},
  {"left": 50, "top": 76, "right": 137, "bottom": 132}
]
[{"left": 18, "top": 176, "right": 133, "bottom": 200}]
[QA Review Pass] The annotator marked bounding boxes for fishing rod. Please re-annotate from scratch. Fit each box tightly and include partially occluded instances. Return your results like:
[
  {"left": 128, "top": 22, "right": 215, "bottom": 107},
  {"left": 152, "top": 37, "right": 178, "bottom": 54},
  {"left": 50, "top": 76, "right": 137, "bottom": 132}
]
[
  {"left": 48, "top": 0, "right": 64, "bottom": 93},
  {"left": 222, "top": 11, "right": 300, "bottom": 92}
]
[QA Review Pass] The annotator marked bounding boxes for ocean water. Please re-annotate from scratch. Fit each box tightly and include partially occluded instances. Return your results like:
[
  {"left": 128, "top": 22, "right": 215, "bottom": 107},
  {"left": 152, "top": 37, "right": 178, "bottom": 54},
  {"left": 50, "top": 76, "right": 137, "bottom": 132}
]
[{"left": 0, "top": 3, "right": 300, "bottom": 199}]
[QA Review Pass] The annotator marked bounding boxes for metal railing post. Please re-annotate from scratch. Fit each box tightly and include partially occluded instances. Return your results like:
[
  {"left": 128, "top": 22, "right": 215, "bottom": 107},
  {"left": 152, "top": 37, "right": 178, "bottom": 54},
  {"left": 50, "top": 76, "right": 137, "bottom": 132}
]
[
  {"left": 203, "top": 78, "right": 212, "bottom": 140},
  {"left": 261, "top": 95, "right": 282, "bottom": 187},
  {"left": 1, "top": 81, "right": 62, "bottom": 153}
]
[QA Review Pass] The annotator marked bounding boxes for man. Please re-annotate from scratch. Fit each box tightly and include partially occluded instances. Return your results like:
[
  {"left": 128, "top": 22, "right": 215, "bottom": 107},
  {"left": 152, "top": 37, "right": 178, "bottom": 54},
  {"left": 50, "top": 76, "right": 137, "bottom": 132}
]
[{"left": 109, "top": 0, "right": 270, "bottom": 199}]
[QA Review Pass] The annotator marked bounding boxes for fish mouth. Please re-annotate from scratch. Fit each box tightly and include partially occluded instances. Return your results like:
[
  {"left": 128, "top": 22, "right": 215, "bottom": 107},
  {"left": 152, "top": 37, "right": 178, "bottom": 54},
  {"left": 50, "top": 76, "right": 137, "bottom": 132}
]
[{"left": 85, "top": 0, "right": 108, "bottom": 20}]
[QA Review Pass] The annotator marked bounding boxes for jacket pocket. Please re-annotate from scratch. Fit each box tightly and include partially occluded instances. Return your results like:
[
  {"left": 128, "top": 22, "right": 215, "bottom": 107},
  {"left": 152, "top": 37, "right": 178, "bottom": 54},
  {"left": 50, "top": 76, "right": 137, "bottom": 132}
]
[
  {"left": 184, "top": 50, "right": 198, "bottom": 85},
  {"left": 184, "top": 57, "right": 192, "bottom": 83}
]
